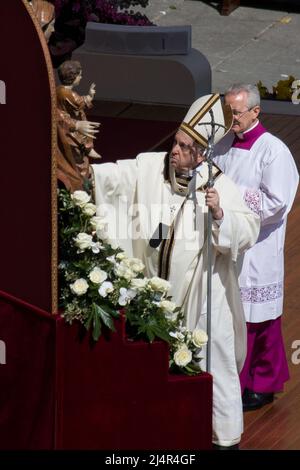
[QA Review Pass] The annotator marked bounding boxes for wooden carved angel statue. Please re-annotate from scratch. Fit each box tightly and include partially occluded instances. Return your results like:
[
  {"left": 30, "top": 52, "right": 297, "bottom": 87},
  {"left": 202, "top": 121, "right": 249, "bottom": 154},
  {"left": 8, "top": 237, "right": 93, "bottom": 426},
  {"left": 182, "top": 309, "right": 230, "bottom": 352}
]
[
  {"left": 30, "top": 0, "right": 55, "bottom": 42},
  {"left": 56, "top": 60, "right": 101, "bottom": 161},
  {"left": 30, "top": 3, "right": 98, "bottom": 192},
  {"left": 56, "top": 60, "right": 101, "bottom": 192}
]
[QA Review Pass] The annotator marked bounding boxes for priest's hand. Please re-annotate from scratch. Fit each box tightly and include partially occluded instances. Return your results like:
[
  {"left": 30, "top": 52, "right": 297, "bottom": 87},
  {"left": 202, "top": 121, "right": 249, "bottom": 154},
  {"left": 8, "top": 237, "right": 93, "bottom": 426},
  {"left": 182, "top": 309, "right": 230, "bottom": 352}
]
[{"left": 205, "top": 187, "right": 223, "bottom": 220}]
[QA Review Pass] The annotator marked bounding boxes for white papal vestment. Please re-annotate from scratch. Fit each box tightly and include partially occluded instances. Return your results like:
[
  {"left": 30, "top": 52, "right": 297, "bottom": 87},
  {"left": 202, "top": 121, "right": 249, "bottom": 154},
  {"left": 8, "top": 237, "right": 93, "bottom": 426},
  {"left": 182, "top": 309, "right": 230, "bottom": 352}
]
[{"left": 92, "top": 153, "right": 260, "bottom": 445}]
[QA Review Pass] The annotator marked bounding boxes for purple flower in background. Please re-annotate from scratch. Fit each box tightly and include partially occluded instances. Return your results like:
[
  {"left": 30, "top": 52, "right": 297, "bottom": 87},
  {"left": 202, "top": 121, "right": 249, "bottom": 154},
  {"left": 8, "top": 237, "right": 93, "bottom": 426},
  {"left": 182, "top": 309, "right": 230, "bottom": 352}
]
[
  {"left": 72, "top": 1, "right": 81, "bottom": 13},
  {"left": 53, "top": 0, "right": 153, "bottom": 25}
]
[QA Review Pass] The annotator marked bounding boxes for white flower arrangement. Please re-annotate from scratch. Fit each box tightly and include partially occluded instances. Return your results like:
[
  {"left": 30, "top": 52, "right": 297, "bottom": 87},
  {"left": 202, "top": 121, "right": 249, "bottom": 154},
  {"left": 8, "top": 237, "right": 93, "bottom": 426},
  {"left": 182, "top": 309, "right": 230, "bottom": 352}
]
[
  {"left": 169, "top": 325, "right": 208, "bottom": 374},
  {"left": 58, "top": 189, "right": 207, "bottom": 376}
]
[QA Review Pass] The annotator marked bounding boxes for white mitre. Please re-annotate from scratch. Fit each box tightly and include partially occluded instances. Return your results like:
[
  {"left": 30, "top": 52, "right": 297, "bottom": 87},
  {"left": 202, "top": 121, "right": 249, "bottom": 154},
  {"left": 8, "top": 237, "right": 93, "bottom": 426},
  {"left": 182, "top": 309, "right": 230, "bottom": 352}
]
[
  {"left": 179, "top": 93, "right": 233, "bottom": 147},
  {"left": 169, "top": 94, "right": 233, "bottom": 195}
]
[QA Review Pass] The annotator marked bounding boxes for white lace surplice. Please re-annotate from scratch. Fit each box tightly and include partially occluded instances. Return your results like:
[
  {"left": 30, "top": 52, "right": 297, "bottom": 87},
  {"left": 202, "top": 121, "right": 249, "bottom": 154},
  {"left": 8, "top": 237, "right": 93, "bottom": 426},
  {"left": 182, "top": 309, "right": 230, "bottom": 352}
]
[{"left": 214, "top": 124, "right": 299, "bottom": 323}]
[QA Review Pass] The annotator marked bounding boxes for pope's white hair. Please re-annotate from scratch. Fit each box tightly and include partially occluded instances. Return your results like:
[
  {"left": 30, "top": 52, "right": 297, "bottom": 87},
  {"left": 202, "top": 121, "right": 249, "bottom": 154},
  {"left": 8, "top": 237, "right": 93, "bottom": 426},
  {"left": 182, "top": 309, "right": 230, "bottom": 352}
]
[{"left": 224, "top": 83, "right": 261, "bottom": 108}]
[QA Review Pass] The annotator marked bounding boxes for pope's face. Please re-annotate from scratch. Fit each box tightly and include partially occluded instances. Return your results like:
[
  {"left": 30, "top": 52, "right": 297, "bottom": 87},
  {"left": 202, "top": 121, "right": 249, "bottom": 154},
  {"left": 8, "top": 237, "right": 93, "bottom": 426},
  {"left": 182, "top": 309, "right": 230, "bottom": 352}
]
[
  {"left": 170, "top": 130, "right": 204, "bottom": 173},
  {"left": 225, "top": 90, "right": 260, "bottom": 134}
]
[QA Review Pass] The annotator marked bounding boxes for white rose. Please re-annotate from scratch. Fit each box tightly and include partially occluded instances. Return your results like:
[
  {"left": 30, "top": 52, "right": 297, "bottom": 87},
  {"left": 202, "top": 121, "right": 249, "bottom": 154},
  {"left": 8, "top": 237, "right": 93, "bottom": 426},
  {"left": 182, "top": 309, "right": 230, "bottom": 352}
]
[
  {"left": 89, "top": 267, "right": 107, "bottom": 284},
  {"left": 90, "top": 216, "right": 107, "bottom": 231},
  {"left": 71, "top": 190, "right": 90, "bottom": 208},
  {"left": 107, "top": 238, "right": 118, "bottom": 249},
  {"left": 174, "top": 347, "right": 192, "bottom": 367},
  {"left": 116, "top": 252, "right": 127, "bottom": 261},
  {"left": 159, "top": 300, "right": 177, "bottom": 321},
  {"left": 130, "top": 278, "right": 148, "bottom": 290},
  {"left": 114, "top": 262, "right": 136, "bottom": 281},
  {"left": 159, "top": 300, "right": 176, "bottom": 312},
  {"left": 123, "top": 257, "right": 144, "bottom": 273},
  {"left": 98, "top": 281, "right": 114, "bottom": 297},
  {"left": 97, "top": 229, "right": 109, "bottom": 241},
  {"left": 70, "top": 278, "right": 89, "bottom": 296},
  {"left": 192, "top": 329, "right": 208, "bottom": 348},
  {"left": 82, "top": 203, "right": 97, "bottom": 217},
  {"left": 149, "top": 276, "right": 171, "bottom": 293},
  {"left": 74, "top": 233, "right": 93, "bottom": 251}
]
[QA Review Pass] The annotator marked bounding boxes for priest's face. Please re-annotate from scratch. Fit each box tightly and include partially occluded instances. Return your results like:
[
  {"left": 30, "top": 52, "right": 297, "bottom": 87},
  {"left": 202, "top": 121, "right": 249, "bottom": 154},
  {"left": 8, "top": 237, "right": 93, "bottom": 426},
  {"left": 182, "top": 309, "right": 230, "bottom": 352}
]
[
  {"left": 225, "top": 91, "right": 260, "bottom": 134},
  {"left": 170, "top": 130, "right": 204, "bottom": 173}
]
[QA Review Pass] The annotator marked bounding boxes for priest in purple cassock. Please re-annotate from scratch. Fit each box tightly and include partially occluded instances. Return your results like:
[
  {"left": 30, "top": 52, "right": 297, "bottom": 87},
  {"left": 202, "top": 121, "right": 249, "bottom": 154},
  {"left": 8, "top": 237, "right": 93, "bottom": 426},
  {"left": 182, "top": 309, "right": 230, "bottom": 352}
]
[{"left": 214, "top": 83, "right": 299, "bottom": 412}]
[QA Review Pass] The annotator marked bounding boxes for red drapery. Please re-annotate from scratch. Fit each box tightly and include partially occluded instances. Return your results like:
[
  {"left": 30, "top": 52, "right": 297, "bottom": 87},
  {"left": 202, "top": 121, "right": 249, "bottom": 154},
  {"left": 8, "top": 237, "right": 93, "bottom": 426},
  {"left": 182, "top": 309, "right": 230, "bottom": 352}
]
[{"left": 0, "top": 291, "right": 212, "bottom": 450}]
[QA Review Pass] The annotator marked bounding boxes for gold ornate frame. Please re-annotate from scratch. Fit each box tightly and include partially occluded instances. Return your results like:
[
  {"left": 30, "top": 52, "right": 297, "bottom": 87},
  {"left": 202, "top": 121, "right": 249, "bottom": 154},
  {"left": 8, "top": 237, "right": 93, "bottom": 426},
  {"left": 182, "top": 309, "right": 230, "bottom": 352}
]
[{"left": 22, "top": 0, "right": 58, "bottom": 313}]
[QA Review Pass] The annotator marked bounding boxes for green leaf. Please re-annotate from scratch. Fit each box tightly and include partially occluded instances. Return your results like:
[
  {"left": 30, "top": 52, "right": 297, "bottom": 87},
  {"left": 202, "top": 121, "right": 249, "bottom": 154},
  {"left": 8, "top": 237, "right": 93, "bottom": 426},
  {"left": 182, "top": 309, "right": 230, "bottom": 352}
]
[
  {"left": 146, "top": 329, "right": 155, "bottom": 343},
  {"left": 183, "top": 364, "right": 201, "bottom": 376},
  {"left": 84, "top": 308, "right": 94, "bottom": 331},
  {"left": 92, "top": 305, "right": 102, "bottom": 341},
  {"left": 93, "top": 303, "right": 116, "bottom": 332},
  {"left": 153, "top": 328, "right": 171, "bottom": 343},
  {"left": 106, "top": 306, "right": 120, "bottom": 318}
]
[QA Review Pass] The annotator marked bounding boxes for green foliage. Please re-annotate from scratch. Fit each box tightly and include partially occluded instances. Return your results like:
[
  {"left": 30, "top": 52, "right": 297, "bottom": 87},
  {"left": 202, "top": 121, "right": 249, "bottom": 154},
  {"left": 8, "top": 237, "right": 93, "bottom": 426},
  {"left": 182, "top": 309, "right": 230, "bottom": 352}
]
[
  {"left": 273, "top": 76, "right": 296, "bottom": 101},
  {"left": 257, "top": 76, "right": 298, "bottom": 101},
  {"left": 257, "top": 80, "right": 270, "bottom": 99}
]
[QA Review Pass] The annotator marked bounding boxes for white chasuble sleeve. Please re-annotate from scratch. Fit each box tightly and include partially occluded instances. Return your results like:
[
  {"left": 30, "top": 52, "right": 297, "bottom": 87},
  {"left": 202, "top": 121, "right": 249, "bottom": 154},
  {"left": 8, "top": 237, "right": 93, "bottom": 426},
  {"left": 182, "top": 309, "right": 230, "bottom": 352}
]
[{"left": 92, "top": 159, "right": 138, "bottom": 256}]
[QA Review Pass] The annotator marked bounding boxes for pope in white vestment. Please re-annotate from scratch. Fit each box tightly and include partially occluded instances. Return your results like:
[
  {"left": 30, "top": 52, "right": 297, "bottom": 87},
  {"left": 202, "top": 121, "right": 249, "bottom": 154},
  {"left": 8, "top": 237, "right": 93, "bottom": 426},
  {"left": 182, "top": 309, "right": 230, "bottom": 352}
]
[
  {"left": 214, "top": 84, "right": 299, "bottom": 410},
  {"left": 92, "top": 95, "right": 260, "bottom": 447}
]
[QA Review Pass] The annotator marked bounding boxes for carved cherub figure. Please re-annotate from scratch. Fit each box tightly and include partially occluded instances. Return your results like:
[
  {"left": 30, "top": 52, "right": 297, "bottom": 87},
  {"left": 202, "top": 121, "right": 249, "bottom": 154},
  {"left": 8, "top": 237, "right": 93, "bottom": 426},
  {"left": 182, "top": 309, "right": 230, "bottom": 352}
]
[{"left": 56, "top": 60, "right": 101, "bottom": 162}]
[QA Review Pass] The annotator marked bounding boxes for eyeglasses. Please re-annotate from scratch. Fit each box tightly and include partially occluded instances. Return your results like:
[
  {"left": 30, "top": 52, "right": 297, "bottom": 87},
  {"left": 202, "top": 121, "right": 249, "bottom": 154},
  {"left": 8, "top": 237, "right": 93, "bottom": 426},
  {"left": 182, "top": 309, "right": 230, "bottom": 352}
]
[{"left": 232, "top": 107, "right": 253, "bottom": 118}]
